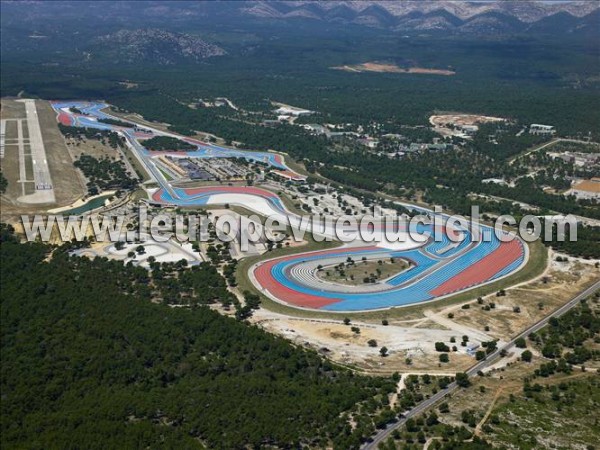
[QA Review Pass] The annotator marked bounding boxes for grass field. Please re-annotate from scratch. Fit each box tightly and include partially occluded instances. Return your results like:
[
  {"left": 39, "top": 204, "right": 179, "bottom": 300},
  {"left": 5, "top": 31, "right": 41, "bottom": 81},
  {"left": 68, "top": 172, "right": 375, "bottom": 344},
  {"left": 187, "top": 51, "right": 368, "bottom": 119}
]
[
  {"left": 0, "top": 103, "right": 29, "bottom": 201},
  {"left": 65, "top": 136, "right": 119, "bottom": 160},
  {"left": 272, "top": 188, "right": 307, "bottom": 216},
  {"left": 36, "top": 100, "right": 85, "bottom": 205},
  {"left": 121, "top": 143, "right": 151, "bottom": 182},
  {"left": 1, "top": 143, "right": 24, "bottom": 199},
  {"left": 319, "top": 257, "right": 411, "bottom": 285},
  {"left": 273, "top": 152, "right": 310, "bottom": 178},
  {"left": 0, "top": 98, "right": 25, "bottom": 119},
  {"left": 157, "top": 167, "right": 173, "bottom": 181}
]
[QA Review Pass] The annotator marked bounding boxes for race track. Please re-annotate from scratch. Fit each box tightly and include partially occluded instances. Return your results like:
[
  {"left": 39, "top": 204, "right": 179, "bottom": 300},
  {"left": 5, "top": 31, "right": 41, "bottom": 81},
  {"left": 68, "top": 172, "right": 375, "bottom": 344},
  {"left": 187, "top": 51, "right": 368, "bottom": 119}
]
[{"left": 52, "top": 101, "right": 528, "bottom": 312}]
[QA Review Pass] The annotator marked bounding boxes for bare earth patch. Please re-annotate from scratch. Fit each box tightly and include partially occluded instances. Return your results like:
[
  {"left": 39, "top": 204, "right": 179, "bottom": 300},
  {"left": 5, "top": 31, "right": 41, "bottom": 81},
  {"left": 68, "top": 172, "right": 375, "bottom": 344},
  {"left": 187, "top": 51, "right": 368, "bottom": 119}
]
[
  {"left": 332, "top": 62, "right": 455, "bottom": 76},
  {"left": 253, "top": 310, "right": 475, "bottom": 374},
  {"left": 118, "top": 81, "right": 138, "bottom": 89},
  {"left": 429, "top": 113, "right": 507, "bottom": 138},
  {"left": 450, "top": 255, "right": 599, "bottom": 342}
]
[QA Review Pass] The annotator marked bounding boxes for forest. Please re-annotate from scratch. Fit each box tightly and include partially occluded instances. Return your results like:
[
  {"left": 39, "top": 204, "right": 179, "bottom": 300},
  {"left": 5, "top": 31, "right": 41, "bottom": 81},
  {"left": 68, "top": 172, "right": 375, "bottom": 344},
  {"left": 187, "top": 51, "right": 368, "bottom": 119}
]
[
  {"left": 97, "top": 117, "right": 133, "bottom": 128},
  {"left": 59, "top": 124, "right": 125, "bottom": 149},
  {"left": 528, "top": 298, "right": 600, "bottom": 373},
  {"left": 542, "top": 224, "right": 600, "bottom": 260},
  {"left": 142, "top": 136, "right": 197, "bottom": 152},
  {"left": 74, "top": 154, "right": 137, "bottom": 195},
  {"left": 2, "top": 9, "right": 599, "bottom": 137},
  {"left": 0, "top": 226, "right": 398, "bottom": 449}
]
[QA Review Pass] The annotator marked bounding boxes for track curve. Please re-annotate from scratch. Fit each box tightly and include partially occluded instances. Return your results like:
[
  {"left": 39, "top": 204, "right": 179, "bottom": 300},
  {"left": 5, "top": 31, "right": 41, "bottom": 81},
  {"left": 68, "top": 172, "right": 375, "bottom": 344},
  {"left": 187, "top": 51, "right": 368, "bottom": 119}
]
[{"left": 52, "top": 101, "right": 528, "bottom": 312}]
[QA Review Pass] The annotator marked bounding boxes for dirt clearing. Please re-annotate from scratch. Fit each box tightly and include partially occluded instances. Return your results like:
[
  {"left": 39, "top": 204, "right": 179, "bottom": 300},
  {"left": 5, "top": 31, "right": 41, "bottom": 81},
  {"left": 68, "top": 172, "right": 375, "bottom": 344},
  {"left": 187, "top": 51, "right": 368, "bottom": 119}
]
[{"left": 332, "top": 62, "right": 455, "bottom": 76}]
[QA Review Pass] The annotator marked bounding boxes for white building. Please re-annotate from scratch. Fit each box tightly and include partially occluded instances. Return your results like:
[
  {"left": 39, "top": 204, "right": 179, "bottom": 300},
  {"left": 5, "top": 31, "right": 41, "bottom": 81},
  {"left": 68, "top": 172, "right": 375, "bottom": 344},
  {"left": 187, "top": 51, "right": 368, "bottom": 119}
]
[
  {"left": 530, "top": 124, "right": 556, "bottom": 135},
  {"left": 301, "top": 124, "right": 329, "bottom": 135},
  {"left": 274, "top": 106, "right": 313, "bottom": 116},
  {"left": 482, "top": 178, "right": 508, "bottom": 186}
]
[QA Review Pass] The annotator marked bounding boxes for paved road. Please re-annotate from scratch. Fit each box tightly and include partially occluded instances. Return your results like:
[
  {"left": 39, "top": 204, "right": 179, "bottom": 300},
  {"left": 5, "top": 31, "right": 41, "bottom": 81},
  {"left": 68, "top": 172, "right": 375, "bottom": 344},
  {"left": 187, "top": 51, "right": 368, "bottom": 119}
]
[
  {"left": 508, "top": 138, "right": 599, "bottom": 165},
  {"left": 363, "top": 278, "right": 600, "bottom": 449},
  {"left": 122, "top": 130, "right": 179, "bottom": 200}
]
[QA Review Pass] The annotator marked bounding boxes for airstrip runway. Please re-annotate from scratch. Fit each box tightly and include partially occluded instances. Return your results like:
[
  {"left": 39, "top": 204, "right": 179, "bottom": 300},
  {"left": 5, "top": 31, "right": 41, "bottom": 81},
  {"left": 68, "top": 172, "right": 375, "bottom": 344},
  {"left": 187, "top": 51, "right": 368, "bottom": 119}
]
[{"left": 1, "top": 99, "right": 55, "bottom": 204}]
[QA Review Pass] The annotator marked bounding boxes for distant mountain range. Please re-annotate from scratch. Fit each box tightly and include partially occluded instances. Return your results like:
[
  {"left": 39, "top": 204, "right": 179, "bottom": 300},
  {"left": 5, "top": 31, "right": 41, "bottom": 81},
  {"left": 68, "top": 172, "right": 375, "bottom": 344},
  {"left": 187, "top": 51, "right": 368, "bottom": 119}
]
[
  {"left": 239, "top": 1, "right": 599, "bottom": 34},
  {"left": 2, "top": 1, "right": 598, "bottom": 36},
  {"left": 1, "top": 1, "right": 598, "bottom": 67},
  {"left": 243, "top": 1, "right": 598, "bottom": 22}
]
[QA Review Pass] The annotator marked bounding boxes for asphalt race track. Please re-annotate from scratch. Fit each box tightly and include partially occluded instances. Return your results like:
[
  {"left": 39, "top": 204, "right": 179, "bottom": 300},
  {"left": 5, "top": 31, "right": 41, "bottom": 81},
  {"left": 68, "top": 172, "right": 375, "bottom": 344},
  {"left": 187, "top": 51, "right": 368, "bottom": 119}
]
[{"left": 52, "top": 101, "right": 528, "bottom": 312}]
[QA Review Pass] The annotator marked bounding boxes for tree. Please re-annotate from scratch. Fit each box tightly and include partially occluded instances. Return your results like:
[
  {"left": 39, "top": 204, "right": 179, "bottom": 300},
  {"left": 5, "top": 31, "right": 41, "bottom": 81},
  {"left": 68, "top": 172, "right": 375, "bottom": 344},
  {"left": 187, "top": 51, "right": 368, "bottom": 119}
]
[
  {"left": 405, "top": 418, "right": 418, "bottom": 432},
  {"left": 343, "top": 317, "right": 351, "bottom": 325},
  {"left": 521, "top": 350, "right": 533, "bottom": 362},
  {"left": 439, "top": 353, "right": 449, "bottom": 363},
  {"left": 426, "top": 412, "right": 439, "bottom": 426},
  {"left": 485, "top": 340, "right": 498, "bottom": 354},
  {"left": 515, "top": 337, "right": 527, "bottom": 348},
  {"left": 542, "top": 343, "right": 561, "bottom": 358},
  {"left": 435, "top": 342, "right": 450, "bottom": 352},
  {"left": 380, "top": 346, "right": 388, "bottom": 357},
  {"left": 456, "top": 372, "right": 471, "bottom": 388}
]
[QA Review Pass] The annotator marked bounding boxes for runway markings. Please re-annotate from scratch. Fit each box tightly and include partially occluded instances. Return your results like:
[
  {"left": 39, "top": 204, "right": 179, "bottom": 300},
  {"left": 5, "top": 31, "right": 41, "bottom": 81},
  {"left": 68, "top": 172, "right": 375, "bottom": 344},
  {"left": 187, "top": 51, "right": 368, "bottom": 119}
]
[{"left": 13, "top": 100, "right": 56, "bottom": 204}]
